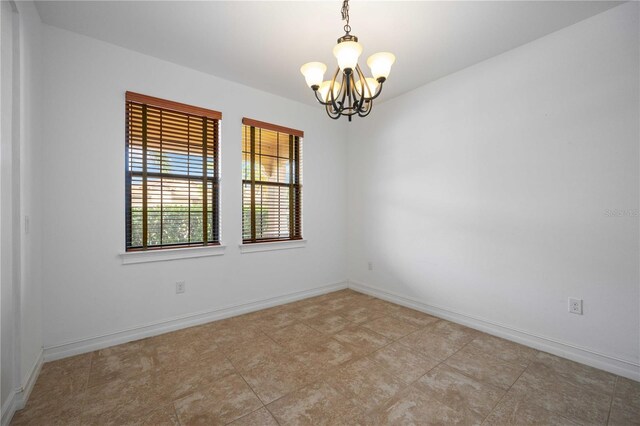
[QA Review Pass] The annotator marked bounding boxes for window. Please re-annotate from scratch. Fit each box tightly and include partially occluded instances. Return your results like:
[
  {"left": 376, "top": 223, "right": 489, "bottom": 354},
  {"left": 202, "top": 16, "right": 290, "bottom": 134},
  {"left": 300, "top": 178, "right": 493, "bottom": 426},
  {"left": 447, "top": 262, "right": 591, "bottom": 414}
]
[
  {"left": 242, "top": 118, "right": 303, "bottom": 243},
  {"left": 125, "top": 92, "right": 221, "bottom": 251}
]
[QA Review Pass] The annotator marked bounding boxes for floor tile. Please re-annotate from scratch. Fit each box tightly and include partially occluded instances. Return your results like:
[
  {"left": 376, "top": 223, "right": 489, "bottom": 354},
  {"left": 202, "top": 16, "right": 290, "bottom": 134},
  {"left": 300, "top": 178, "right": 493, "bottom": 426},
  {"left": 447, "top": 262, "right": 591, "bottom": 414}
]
[
  {"left": 10, "top": 394, "right": 86, "bottom": 426},
  {"left": 240, "top": 354, "right": 316, "bottom": 404},
  {"left": 509, "top": 363, "right": 612, "bottom": 425},
  {"left": 13, "top": 289, "right": 632, "bottom": 426},
  {"left": 225, "top": 333, "right": 287, "bottom": 371},
  {"left": 414, "top": 364, "right": 505, "bottom": 418},
  {"left": 322, "top": 296, "right": 355, "bottom": 312},
  {"left": 361, "top": 315, "right": 419, "bottom": 340},
  {"left": 154, "top": 351, "right": 235, "bottom": 401},
  {"left": 291, "top": 302, "right": 330, "bottom": 321},
  {"left": 305, "top": 313, "right": 352, "bottom": 334},
  {"left": 121, "top": 405, "right": 181, "bottom": 426},
  {"left": 292, "top": 338, "right": 357, "bottom": 375},
  {"left": 484, "top": 393, "right": 580, "bottom": 425},
  {"left": 88, "top": 341, "right": 158, "bottom": 387},
  {"left": 267, "top": 381, "right": 363, "bottom": 426},
  {"left": 614, "top": 376, "right": 640, "bottom": 412},
  {"left": 534, "top": 351, "right": 616, "bottom": 395},
  {"left": 150, "top": 329, "right": 220, "bottom": 370},
  {"left": 230, "top": 407, "right": 279, "bottom": 426},
  {"left": 27, "top": 353, "right": 92, "bottom": 403},
  {"left": 82, "top": 372, "right": 165, "bottom": 425},
  {"left": 210, "top": 323, "right": 265, "bottom": 351},
  {"left": 173, "top": 373, "right": 263, "bottom": 425},
  {"left": 398, "top": 325, "right": 475, "bottom": 361},
  {"left": 429, "top": 320, "right": 478, "bottom": 339},
  {"left": 332, "top": 325, "right": 391, "bottom": 355},
  {"left": 390, "top": 306, "right": 440, "bottom": 328},
  {"left": 368, "top": 341, "right": 439, "bottom": 384},
  {"left": 365, "top": 298, "right": 405, "bottom": 315},
  {"left": 608, "top": 403, "right": 640, "bottom": 426},
  {"left": 335, "top": 305, "right": 386, "bottom": 324},
  {"left": 369, "top": 384, "right": 482, "bottom": 425},
  {"left": 610, "top": 377, "right": 640, "bottom": 425},
  {"left": 258, "top": 310, "right": 300, "bottom": 332},
  {"left": 444, "top": 343, "right": 526, "bottom": 389},
  {"left": 325, "top": 357, "right": 407, "bottom": 412},
  {"left": 465, "top": 333, "right": 537, "bottom": 368},
  {"left": 266, "top": 323, "right": 326, "bottom": 352}
]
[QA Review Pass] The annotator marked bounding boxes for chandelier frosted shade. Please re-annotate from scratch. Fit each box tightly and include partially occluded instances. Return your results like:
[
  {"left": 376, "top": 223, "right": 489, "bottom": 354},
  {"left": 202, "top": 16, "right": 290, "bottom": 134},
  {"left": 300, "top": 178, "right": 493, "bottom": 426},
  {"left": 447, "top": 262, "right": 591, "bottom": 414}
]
[
  {"left": 300, "top": 62, "right": 327, "bottom": 88},
  {"left": 333, "top": 41, "right": 363, "bottom": 71},
  {"left": 318, "top": 80, "right": 341, "bottom": 102},
  {"left": 355, "top": 77, "right": 379, "bottom": 98},
  {"left": 367, "top": 52, "right": 396, "bottom": 80}
]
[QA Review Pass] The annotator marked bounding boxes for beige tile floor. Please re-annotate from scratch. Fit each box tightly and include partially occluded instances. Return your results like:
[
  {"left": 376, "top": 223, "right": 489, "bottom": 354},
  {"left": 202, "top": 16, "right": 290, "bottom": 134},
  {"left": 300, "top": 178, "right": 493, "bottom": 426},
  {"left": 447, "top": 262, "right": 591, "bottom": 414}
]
[{"left": 11, "top": 289, "right": 640, "bottom": 425}]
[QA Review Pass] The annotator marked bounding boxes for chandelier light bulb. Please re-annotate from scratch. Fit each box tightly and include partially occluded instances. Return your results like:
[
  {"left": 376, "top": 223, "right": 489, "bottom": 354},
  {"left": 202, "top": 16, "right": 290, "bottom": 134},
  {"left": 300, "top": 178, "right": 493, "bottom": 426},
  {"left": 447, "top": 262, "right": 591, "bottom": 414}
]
[
  {"left": 367, "top": 52, "right": 395, "bottom": 81},
  {"left": 318, "top": 80, "right": 341, "bottom": 102},
  {"left": 355, "top": 77, "right": 379, "bottom": 98},
  {"left": 333, "top": 41, "right": 363, "bottom": 72},
  {"left": 300, "top": 62, "right": 327, "bottom": 88}
]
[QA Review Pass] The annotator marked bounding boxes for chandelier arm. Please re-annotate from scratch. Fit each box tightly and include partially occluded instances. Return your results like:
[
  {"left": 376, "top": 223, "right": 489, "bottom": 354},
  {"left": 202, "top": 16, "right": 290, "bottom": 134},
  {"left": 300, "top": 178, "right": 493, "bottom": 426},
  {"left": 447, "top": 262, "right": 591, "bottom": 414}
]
[
  {"left": 367, "top": 81, "right": 385, "bottom": 101},
  {"left": 328, "top": 67, "right": 343, "bottom": 112},
  {"left": 313, "top": 90, "right": 331, "bottom": 106},
  {"left": 353, "top": 78, "right": 367, "bottom": 114},
  {"left": 345, "top": 71, "right": 353, "bottom": 114},
  {"left": 358, "top": 101, "right": 374, "bottom": 118},
  {"left": 354, "top": 65, "right": 371, "bottom": 100},
  {"left": 352, "top": 65, "right": 368, "bottom": 112},
  {"left": 347, "top": 72, "right": 358, "bottom": 112},
  {"left": 325, "top": 101, "right": 342, "bottom": 119}
]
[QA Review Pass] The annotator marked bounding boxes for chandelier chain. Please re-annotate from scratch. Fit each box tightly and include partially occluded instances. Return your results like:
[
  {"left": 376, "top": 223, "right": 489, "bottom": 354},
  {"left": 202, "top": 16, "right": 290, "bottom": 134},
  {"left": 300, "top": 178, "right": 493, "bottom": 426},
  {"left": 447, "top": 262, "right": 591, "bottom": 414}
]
[{"left": 341, "top": 0, "right": 351, "bottom": 34}]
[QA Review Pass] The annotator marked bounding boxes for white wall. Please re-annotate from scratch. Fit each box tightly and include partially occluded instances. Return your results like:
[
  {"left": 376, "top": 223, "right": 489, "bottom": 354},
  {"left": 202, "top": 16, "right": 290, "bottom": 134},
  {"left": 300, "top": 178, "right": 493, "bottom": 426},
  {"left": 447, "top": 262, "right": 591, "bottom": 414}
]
[
  {"left": 40, "top": 25, "right": 348, "bottom": 354},
  {"left": 1, "top": 0, "right": 17, "bottom": 411},
  {"left": 347, "top": 2, "right": 639, "bottom": 379},
  {"left": 16, "top": 0, "right": 43, "bottom": 392},
  {"left": 1, "top": 0, "right": 43, "bottom": 419}
]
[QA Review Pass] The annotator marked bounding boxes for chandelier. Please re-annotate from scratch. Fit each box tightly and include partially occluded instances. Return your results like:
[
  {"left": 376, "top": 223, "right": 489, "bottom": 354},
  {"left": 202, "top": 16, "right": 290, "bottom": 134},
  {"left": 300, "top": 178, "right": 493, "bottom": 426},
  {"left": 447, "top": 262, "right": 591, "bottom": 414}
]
[{"left": 300, "top": 0, "right": 395, "bottom": 121}]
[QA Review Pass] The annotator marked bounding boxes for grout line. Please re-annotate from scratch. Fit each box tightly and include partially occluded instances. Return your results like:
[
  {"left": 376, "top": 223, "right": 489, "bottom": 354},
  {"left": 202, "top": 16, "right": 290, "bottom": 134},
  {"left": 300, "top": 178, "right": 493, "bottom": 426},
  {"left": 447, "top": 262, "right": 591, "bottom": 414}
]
[
  {"left": 262, "top": 400, "right": 283, "bottom": 426},
  {"left": 605, "top": 375, "right": 618, "bottom": 426},
  {"left": 478, "top": 350, "right": 533, "bottom": 425}
]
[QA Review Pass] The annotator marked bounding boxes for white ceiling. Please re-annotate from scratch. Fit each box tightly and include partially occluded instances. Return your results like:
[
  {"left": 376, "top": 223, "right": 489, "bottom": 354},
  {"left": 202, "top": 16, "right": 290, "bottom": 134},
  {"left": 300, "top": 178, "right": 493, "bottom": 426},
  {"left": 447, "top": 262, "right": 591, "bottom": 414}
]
[{"left": 35, "top": 1, "right": 623, "bottom": 105}]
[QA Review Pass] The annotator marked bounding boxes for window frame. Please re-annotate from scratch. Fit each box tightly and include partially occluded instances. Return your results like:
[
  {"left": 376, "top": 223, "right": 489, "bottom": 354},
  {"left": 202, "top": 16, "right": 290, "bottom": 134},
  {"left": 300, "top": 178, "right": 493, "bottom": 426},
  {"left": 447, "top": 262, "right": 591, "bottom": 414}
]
[
  {"left": 125, "top": 91, "right": 222, "bottom": 252},
  {"left": 241, "top": 118, "right": 303, "bottom": 244}
]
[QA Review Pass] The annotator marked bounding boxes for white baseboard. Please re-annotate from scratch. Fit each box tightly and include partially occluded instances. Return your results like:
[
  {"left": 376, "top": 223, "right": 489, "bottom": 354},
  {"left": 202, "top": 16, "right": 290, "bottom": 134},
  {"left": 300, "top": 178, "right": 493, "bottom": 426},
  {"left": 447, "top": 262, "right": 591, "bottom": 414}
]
[
  {"left": 1, "top": 390, "right": 17, "bottom": 426},
  {"left": 44, "top": 281, "right": 348, "bottom": 362},
  {"left": 348, "top": 280, "right": 640, "bottom": 381},
  {"left": 1, "top": 349, "right": 44, "bottom": 426}
]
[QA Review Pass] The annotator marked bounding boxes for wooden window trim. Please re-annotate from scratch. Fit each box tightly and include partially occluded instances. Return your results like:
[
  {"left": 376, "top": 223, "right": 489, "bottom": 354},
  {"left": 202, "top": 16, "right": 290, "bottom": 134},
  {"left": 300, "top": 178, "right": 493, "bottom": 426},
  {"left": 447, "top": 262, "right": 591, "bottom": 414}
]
[
  {"left": 242, "top": 117, "right": 304, "bottom": 138},
  {"left": 126, "top": 91, "right": 222, "bottom": 120}
]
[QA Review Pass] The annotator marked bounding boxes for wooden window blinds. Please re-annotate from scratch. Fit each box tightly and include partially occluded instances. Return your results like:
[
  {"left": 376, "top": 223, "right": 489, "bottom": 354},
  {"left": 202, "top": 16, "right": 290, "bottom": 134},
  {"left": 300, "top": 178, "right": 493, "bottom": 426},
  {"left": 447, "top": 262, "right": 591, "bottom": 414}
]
[
  {"left": 125, "top": 92, "right": 221, "bottom": 251},
  {"left": 242, "top": 118, "right": 303, "bottom": 243}
]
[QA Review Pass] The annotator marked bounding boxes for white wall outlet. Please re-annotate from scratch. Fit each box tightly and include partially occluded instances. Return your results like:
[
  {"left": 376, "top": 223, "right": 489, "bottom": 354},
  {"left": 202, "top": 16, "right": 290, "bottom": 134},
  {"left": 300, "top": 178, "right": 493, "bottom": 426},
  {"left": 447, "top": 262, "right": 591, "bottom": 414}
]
[
  {"left": 568, "top": 297, "right": 583, "bottom": 315},
  {"left": 368, "top": 261, "right": 373, "bottom": 271},
  {"left": 176, "top": 281, "right": 186, "bottom": 294}
]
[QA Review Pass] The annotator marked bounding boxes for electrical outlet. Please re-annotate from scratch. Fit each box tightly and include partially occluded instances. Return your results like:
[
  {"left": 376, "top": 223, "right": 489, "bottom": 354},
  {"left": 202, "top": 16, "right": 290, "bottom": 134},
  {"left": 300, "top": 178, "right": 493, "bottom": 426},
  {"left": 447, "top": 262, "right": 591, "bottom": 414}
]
[
  {"left": 568, "top": 297, "right": 583, "bottom": 315},
  {"left": 368, "top": 261, "right": 373, "bottom": 271},
  {"left": 176, "top": 281, "right": 186, "bottom": 294}
]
